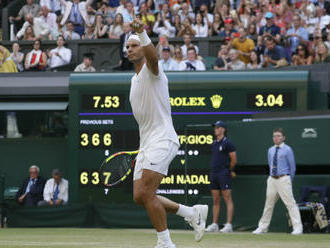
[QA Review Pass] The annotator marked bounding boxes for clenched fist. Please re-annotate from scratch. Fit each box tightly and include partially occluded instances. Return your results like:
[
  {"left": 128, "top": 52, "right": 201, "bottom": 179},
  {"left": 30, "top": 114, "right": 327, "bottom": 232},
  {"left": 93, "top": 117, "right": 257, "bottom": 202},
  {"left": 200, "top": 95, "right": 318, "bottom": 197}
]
[{"left": 130, "top": 18, "right": 144, "bottom": 33}]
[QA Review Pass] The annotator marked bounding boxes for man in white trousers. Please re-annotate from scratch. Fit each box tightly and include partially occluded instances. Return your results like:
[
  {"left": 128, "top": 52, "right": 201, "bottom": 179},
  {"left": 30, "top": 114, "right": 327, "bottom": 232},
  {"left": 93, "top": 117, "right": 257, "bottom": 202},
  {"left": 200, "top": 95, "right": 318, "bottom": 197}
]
[{"left": 253, "top": 128, "right": 303, "bottom": 235}]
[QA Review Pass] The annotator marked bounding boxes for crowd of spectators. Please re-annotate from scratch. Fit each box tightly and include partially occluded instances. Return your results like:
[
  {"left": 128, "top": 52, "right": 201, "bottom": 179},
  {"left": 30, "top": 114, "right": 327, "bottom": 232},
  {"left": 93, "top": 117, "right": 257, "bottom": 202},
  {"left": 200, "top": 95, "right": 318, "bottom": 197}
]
[{"left": 1, "top": 0, "right": 330, "bottom": 72}]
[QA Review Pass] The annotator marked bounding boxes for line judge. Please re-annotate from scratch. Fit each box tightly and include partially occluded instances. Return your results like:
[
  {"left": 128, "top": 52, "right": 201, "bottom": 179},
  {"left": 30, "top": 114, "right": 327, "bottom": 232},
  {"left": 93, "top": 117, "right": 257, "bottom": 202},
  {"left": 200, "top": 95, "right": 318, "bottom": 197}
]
[{"left": 253, "top": 128, "right": 303, "bottom": 235}]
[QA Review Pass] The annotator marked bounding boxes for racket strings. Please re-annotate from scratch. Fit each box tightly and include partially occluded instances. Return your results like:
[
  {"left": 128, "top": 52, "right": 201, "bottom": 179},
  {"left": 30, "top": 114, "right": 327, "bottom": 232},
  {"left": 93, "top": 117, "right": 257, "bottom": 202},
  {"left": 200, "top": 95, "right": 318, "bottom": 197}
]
[{"left": 100, "top": 154, "right": 133, "bottom": 185}]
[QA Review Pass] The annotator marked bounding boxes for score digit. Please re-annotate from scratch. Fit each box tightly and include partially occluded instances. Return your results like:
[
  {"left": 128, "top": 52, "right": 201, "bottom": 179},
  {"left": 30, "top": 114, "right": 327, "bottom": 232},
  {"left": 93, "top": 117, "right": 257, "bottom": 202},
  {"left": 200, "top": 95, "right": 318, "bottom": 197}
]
[
  {"left": 80, "top": 171, "right": 89, "bottom": 185},
  {"left": 80, "top": 133, "right": 89, "bottom": 147},
  {"left": 93, "top": 96, "right": 101, "bottom": 108},
  {"left": 91, "top": 172, "right": 100, "bottom": 185},
  {"left": 92, "top": 133, "right": 100, "bottom": 146}
]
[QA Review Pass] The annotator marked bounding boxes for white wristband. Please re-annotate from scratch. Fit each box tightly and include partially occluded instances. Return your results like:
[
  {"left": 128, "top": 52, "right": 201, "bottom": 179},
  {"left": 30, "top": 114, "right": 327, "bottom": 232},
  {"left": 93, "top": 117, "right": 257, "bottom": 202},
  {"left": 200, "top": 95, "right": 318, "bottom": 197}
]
[{"left": 137, "top": 30, "right": 151, "bottom": 47}]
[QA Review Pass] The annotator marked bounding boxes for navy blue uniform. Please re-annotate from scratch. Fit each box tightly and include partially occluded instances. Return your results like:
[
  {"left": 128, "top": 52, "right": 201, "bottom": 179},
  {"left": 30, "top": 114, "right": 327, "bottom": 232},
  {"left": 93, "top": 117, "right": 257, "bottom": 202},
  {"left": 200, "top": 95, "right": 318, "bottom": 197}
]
[{"left": 210, "top": 137, "right": 236, "bottom": 190}]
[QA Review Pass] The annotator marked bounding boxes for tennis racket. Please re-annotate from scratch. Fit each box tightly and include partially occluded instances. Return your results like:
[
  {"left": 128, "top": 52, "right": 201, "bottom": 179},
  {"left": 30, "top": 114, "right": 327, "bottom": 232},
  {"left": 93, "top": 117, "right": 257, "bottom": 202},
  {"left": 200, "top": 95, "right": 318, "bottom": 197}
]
[{"left": 99, "top": 150, "right": 139, "bottom": 187}]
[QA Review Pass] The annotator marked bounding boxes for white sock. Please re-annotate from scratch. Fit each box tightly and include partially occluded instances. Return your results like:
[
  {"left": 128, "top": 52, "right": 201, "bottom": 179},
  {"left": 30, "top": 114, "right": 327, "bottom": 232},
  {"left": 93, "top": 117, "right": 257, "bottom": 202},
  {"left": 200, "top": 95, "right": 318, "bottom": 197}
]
[
  {"left": 157, "top": 229, "right": 172, "bottom": 244},
  {"left": 176, "top": 204, "right": 194, "bottom": 218}
]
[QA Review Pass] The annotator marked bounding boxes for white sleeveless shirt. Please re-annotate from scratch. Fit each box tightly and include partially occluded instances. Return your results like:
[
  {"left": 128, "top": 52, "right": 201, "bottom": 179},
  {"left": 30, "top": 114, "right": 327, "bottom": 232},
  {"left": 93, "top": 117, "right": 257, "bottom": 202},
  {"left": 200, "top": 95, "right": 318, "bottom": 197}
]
[{"left": 129, "top": 64, "right": 179, "bottom": 159}]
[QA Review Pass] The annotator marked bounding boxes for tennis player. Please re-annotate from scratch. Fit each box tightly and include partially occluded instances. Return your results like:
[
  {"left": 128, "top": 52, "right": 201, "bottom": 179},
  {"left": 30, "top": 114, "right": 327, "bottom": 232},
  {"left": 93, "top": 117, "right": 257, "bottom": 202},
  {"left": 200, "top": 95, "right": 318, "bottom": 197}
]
[{"left": 127, "top": 18, "right": 208, "bottom": 248}]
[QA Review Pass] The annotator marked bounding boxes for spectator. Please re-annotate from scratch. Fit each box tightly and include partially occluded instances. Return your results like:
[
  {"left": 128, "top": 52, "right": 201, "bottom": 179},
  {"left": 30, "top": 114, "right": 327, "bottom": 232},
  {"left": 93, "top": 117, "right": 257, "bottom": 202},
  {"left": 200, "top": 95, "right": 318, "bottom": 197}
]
[
  {"left": 82, "top": 24, "right": 96, "bottom": 39},
  {"left": 173, "top": 14, "right": 182, "bottom": 36},
  {"left": 9, "top": 0, "right": 40, "bottom": 24},
  {"left": 15, "top": 165, "right": 46, "bottom": 206},
  {"left": 225, "top": 49, "right": 245, "bottom": 70},
  {"left": 218, "top": 18, "right": 237, "bottom": 40},
  {"left": 159, "top": 3, "right": 171, "bottom": 20},
  {"left": 10, "top": 42, "right": 24, "bottom": 72},
  {"left": 194, "top": 0, "right": 211, "bottom": 12},
  {"left": 263, "top": 36, "right": 288, "bottom": 68},
  {"left": 200, "top": 3, "right": 213, "bottom": 25},
  {"left": 109, "top": 13, "right": 124, "bottom": 39},
  {"left": 116, "top": 0, "right": 127, "bottom": 15},
  {"left": 322, "top": 21, "right": 330, "bottom": 38},
  {"left": 311, "top": 31, "right": 324, "bottom": 53},
  {"left": 210, "top": 12, "right": 223, "bottom": 36},
  {"left": 60, "top": 0, "right": 94, "bottom": 37},
  {"left": 156, "top": 35, "right": 175, "bottom": 59},
  {"left": 39, "top": 169, "right": 69, "bottom": 206},
  {"left": 122, "top": 1, "right": 135, "bottom": 23},
  {"left": 63, "top": 21, "right": 81, "bottom": 40},
  {"left": 259, "top": 12, "right": 281, "bottom": 42},
  {"left": 180, "top": 34, "right": 199, "bottom": 59},
  {"left": 94, "top": 14, "right": 109, "bottom": 39},
  {"left": 180, "top": 47, "right": 206, "bottom": 71},
  {"left": 238, "top": 1, "right": 252, "bottom": 28},
  {"left": 115, "top": 22, "right": 133, "bottom": 70},
  {"left": 177, "top": 17, "right": 196, "bottom": 37},
  {"left": 97, "top": 2, "right": 109, "bottom": 18},
  {"left": 24, "top": 39, "right": 48, "bottom": 71},
  {"left": 86, "top": 5, "right": 96, "bottom": 25},
  {"left": 40, "top": 6, "right": 58, "bottom": 40},
  {"left": 230, "top": 27, "right": 255, "bottom": 64},
  {"left": 247, "top": 23, "right": 258, "bottom": 44},
  {"left": 312, "top": 6, "right": 330, "bottom": 31},
  {"left": 246, "top": 50, "right": 262, "bottom": 69},
  {"left": 315, "top": 42, "right": 330, "bottom": 63},
  {"left": 153, "top": 13, "right": 176, "bottom": 38},
  {"left": 325, "top": 32, "right": 330, "bottom": 51},
  {"left": 17, "top": 14, "right": 50, "bottom": 40},
  {"left": 48, "top": 35, "right": 72, "bottom": 69},
  {"left": 74, "top": 53, "right": 96, "bottom": 72},
  {"left": 23, "top": 25, "right": 36, "bottom": 41},
  {"left": 286, "top": 14, "right": 308, "bottom": 55},
  {"left": 139, "top": 2, "right": 155, "bottom": 35},
  {"left": 192, "top": 12, "right": 208, "bottom": 37},
  {"left": 0, "top": 45, "right": 18, "bottom": 72},
  {"left": 213, "top": 45, "right": 230, "bottom": 71},
  {"left": 178, "top": 2, "right": 194, "bottom": 23},
  {"left": 158, "top": 47, "right": 179, "bottom": 71},
  {"left": 173, "top": 45, "right": 184, "bottom": 64},
  {"left": 40, "top": 0, "right": 62, "bottom": 16},
  {"left": 292, "top": 44, "right": 313, "bottom": 66}
]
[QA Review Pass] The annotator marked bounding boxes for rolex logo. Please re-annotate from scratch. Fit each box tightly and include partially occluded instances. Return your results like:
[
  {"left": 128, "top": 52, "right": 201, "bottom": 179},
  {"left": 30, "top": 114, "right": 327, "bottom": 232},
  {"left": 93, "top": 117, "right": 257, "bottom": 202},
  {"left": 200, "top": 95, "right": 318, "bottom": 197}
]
[{"left": 210, "top": 94, "right": 223, "bottom": 109}]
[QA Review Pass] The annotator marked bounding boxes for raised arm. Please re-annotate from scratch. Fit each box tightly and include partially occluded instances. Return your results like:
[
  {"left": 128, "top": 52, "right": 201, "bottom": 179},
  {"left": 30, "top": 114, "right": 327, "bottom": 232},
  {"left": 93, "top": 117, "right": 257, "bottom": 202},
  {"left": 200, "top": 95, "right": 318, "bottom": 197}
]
[{"left": 131, "top": 18, "right": 159, "bottom": 75}]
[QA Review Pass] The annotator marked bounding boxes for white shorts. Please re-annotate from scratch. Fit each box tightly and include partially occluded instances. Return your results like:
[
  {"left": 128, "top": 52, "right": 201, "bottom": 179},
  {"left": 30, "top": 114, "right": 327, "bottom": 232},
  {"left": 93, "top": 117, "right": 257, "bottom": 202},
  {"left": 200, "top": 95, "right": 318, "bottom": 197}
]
[{"left": 133, "top": 141, "right": 179, "bottom": 181}]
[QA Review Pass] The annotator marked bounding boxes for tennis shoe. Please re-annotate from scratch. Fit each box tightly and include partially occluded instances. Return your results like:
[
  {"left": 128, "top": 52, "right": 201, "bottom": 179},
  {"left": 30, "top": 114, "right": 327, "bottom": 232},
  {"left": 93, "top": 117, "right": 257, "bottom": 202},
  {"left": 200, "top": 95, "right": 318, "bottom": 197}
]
[
  {"left": 252, "top": 227, "right": 266, "bottom": 234},
  {"left": 185, "top": 204, "right": 208, "bottom": 242},
  {"left": 291, "top": 227, "right": 303, "bottom": 235},
  {"left": 220, "top": 223, "right": 233, "bottom": 233},
  {"left": 205, "top": 223, "right": 219, "bottom": 232},
  {"left": 154, "top": 241, "right": 176, "bottom": 248}
]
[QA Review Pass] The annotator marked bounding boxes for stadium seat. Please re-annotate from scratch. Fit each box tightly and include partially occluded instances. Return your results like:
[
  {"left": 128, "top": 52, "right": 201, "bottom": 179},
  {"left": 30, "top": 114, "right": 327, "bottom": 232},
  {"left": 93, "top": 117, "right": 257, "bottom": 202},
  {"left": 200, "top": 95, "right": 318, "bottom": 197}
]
[{"left": 203, "top": 56, "right": 217, "bottom": 71}]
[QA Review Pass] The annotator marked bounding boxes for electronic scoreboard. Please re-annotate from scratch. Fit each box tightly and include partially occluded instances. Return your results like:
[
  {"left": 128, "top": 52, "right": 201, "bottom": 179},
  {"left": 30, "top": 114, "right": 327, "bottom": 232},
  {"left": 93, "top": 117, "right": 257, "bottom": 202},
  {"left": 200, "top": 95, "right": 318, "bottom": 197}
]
[{"left": 68, "top": 71, "right": 308, "bottom": 204}]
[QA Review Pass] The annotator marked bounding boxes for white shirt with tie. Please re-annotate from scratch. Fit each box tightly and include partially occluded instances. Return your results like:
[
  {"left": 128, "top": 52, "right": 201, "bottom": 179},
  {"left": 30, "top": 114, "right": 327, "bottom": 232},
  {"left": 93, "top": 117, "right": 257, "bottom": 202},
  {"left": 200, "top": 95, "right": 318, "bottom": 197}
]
[{"left": 43, "top": 178, "right": 69, "bottom": 204}]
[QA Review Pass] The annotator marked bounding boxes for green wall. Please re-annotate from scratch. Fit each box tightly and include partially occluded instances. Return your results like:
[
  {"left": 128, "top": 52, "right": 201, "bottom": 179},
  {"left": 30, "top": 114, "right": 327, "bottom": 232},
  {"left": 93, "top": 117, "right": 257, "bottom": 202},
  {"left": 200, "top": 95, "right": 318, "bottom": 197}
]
[{"left": 0, "top": 138, "right": 68, "bottom": 188}]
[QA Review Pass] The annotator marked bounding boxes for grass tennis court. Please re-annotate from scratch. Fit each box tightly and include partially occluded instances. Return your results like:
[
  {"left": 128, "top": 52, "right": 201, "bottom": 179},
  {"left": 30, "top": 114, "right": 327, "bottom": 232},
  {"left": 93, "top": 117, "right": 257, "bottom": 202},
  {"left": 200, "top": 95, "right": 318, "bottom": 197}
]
[{"left": 0, "top": 228, "right": 329, "bottom": 248}]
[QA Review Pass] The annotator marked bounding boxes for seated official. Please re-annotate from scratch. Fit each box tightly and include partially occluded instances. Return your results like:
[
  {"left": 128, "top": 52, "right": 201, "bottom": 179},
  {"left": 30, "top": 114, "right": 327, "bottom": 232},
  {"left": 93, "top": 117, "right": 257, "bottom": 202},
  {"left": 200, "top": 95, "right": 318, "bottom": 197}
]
[
  {"left": 16, "top": 165, "right": 46, "bottom": 206},
  {"left": 39, "top": 169, "right": 68, "bottom": 206}
]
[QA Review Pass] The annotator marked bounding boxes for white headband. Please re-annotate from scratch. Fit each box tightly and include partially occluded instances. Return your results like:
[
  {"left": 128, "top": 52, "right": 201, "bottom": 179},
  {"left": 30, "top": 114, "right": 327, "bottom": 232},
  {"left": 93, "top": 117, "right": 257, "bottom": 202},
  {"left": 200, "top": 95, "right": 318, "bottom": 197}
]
[{"left": 127, "top": 34, "right": 140, "bottom": 43}]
